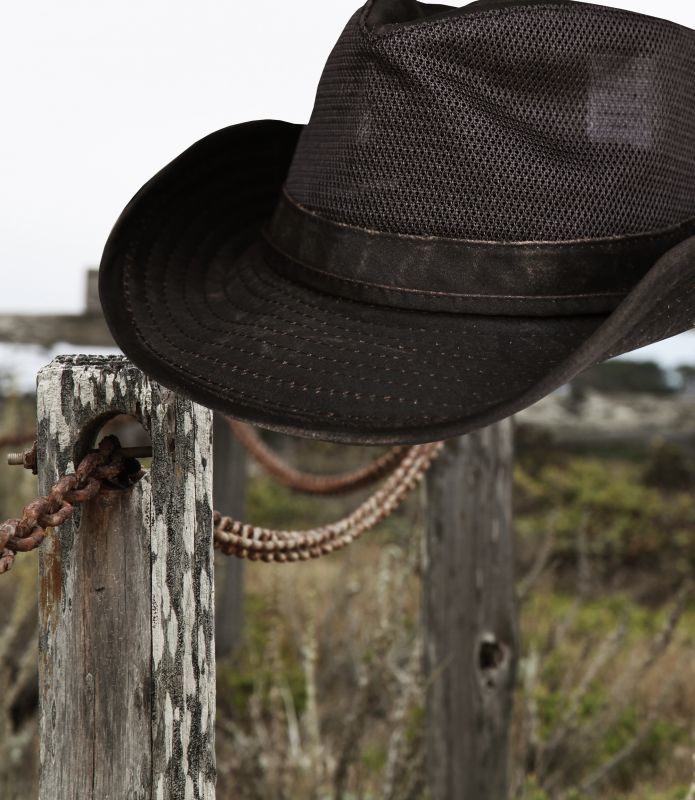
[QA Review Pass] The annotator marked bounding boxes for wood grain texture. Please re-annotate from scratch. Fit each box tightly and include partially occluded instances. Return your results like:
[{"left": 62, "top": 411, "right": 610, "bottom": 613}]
[
  {"left": 424, "top": 420, "right": 518, "bottom": 800},
  {"left": 37, "top": 355, "right": 215, "bottom": 799},
  {"left": 212, "top": 413, "right": 246, "bottom": 661}
]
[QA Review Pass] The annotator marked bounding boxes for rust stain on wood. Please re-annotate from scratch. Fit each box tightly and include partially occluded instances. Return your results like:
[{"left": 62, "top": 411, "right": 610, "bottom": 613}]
[{"left": 39, "top": 530, "right": 61, "bottom": 612}]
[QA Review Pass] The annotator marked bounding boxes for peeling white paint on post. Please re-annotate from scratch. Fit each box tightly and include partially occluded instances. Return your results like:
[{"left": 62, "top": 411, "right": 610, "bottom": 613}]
[
  {"left": 37, "top": 355, "right": 215, "bottom": 799},
  {"left": 424, "top": 420, "right": 518, "bottom": 800}
]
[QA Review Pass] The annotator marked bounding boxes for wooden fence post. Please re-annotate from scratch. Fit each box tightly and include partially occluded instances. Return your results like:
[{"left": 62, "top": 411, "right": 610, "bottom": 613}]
[
  {"left": 424, "top": 419, "right": 518, "bottom": 800},
  {"left": 36, "top": 355, "right": 216, "bottom": 799},
  {"left": 0, "top": 266, "right": 248, "bottom": 660},
  {"left": 213, "top": 412, "right": 246, "bottom": 660}
]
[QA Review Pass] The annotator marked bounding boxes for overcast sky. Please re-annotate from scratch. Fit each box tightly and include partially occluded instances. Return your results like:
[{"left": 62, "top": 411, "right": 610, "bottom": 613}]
[{"left": 1, "top": 0, "right": 694, "bottom": 374}]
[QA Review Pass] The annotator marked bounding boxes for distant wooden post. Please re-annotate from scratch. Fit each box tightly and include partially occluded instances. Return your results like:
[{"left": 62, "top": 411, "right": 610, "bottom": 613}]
[
  {"left": 213, "top": 412, "right": 246, "bottom": 659},
  {"left": 0, "top": 270, "right": 113, "bottom": 347},
  {"left": 36, "top": 355, "right": 215, "bottom": 799},
  {"left": 424, "top": 420, "right": 518, "bottom": 800},
  {"left": 83, "top": 269, "right": 102, "bottom": 316}
]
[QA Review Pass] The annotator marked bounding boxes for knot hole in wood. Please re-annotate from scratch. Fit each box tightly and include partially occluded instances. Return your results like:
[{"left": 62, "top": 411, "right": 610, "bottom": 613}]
[{"left": 478, "top": 633, "right": 508, "bottom": 689}]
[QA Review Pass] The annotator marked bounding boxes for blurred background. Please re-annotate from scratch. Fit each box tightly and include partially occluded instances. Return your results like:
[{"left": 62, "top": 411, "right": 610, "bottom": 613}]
[{"left": 1, "top": 1, "right": 694, "bottom": 799}]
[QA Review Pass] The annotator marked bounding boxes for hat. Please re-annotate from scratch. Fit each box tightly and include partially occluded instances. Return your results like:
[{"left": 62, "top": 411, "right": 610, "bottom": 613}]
[{"left": 99, "top": 0, "right": 695, "bottom": 445}]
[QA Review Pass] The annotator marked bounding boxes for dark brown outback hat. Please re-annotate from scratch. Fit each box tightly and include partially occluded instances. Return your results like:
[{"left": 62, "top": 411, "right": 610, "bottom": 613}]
[{"left": 99, "top": 0, "right": 695, "bottom": 445}]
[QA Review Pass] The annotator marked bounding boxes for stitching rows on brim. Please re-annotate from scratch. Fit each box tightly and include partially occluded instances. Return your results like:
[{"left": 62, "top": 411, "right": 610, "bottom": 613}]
[
  {"left": 130, "top": 200, "right": 480, "bottom": 425},
  {"left": 125, "top": 194, "right": 551, "bottom": 426}
]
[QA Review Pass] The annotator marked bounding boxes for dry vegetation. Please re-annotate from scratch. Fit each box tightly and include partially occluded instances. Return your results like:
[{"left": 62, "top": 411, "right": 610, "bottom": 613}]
[{"left": 0, "top": 395, "right": 693, "bottom": 799}]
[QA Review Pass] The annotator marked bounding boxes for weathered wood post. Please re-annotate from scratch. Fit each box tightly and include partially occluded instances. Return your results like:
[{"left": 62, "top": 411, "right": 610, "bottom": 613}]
[
  {"left": 213, "top": 412, "right": 246, "bottom": 659},
  {"left": 0, "top": 267, "right": 247, "bottom": 663},
  {"left": 36, "top": 355, "right": 216, "bottom": 799},
  {"left": 424, "top": 419, "right": 518, "bottom": 800}
]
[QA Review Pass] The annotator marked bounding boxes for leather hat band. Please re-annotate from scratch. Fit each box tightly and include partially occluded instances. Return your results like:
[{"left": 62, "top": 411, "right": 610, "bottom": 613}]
[{"left": 263, "top": 191, "right": 695, "bottom": 317}]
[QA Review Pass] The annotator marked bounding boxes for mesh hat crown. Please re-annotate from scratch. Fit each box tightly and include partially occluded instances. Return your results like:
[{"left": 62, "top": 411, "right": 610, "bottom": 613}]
[
  {"left": 287, "top": 0, "right": 695, "bottom": 241},
  {"left": 99, "top": 0, "right": 695, "bottom": 444}
]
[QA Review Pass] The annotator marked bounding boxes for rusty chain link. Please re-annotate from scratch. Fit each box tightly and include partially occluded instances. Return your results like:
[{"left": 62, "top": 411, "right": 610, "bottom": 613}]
[
  {"left": 0, "top": 431, "right": 443, "bottom": 574},
  {"left": 227, "top": 418, "right": 408, "bottom": 495},
  {"left": 0, "top": 436, "right": 143, "bottom": 575}
]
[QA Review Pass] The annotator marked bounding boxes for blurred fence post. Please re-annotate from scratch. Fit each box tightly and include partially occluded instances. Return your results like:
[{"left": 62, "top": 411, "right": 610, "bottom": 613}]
[
  {"left": 36, "top": 355, "right": 215, "bottom": 799},
  {"left": 0, "top": 269, "right": 113, "bottom": 348},
  {"left": 424, "top": 419, "right": 518, "bottom": 800},
  {"left": 213, "top": 412, "right": 246, "bottom": 659}
]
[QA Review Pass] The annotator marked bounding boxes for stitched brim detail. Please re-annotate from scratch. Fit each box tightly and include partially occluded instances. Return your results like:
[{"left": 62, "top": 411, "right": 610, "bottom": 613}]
[{"left": 99, "top": 120, "right": 695, "bottom": 445}]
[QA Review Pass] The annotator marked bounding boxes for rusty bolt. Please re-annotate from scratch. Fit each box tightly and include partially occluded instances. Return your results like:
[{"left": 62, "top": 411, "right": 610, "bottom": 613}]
[
  {"left": 6, "top": 442, "right": 38, "bottom": 474},
  {"left": 8, "top": 444, "right": 152, "bottom": 469}
]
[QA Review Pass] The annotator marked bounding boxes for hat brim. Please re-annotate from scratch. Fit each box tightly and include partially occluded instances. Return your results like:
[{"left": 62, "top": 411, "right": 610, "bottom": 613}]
[{"left": 99, "top": 120, "right": 695, "bottom": 445}]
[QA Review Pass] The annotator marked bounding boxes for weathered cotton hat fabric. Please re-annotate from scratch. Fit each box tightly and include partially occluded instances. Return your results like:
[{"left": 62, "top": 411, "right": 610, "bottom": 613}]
[{"left": 100, "top": 0, "right": 695, "bottom": 444}]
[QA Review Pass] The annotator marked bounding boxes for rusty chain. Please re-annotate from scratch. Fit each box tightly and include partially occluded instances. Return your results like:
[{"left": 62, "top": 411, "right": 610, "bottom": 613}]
[
  {"left": 227, "top": 418, "right": 408, "bottom": 495},
  {"left": 0, "top": 432, "right": 443, "bottom": 574},
  {"left": 0, "top": 436, "right": 143, "bottom": 575}
]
